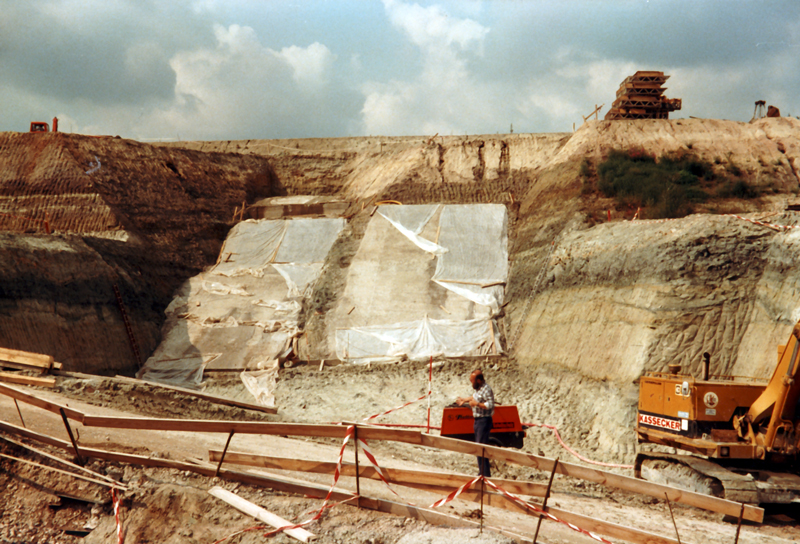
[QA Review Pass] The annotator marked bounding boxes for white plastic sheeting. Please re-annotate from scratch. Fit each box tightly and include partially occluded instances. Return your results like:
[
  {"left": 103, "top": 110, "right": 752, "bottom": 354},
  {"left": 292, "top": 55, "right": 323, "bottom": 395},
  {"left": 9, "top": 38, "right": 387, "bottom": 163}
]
[
  {"left": 378, "top": 205, "right": 446, "bottom": 255},
  {"left": 240, "top": 363, "right": 280, "bottom": 408},
  {"left": 335, "top": 316, "right": 501, "bottom": 363},
  {"left": 433, "top": 205, "right": 508, "bottom": 313},
  {"left": 334, "top": 204, "right": 508, "bottom": 364},
  {"left": 138, "top": 217, "right": 345, "bottom": 388}
]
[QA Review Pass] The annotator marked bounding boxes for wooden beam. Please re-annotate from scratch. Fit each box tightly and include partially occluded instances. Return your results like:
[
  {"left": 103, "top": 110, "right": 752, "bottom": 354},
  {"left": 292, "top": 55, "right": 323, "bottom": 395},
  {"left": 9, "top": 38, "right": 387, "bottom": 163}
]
[
  {"left": 0, "top": 452, "right": 125, "bottom": 490},
  {"left": 207, "top": 451, "right": 680, "bottom": 544},
  {"left": 358, "top": 496, "right": 531, "bottom": 544},
  {"left": 80, "top": 416, "right": 349, "bottom": 437},
  {"left": 0, "top": 382, "right": 83, "bottom": 421},
  {"left": 208, "top": 450, "right": 548, "bottom": 498},
  {"left": 112, "top": 374, "right": 277, "bottom": 415},
  {"left": 0, "top": 434, "right": 121, "bottom": 487},
  {"left": 0, "top": 371, "right": 55, "bottom": 388},
  {"left": 419, "top": 434, "right": 764, "bottom": 523},
  {"left": 208, "top": 486, "right": 316, "bottom": 542},
  {"left": 0, "top": 347, "right": 54, "bottom": 371},
  {"left": 5, "top": 387, "right": 762, "bottom": 525},
  {"left": 0, "top": 419, "right": 677, "bottom": 544}
]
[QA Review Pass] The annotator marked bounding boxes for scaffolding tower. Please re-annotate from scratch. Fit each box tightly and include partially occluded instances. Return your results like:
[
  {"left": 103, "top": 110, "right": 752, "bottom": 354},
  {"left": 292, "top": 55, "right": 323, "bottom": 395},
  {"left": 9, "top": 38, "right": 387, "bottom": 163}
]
[{"left": 604, "top": 71, "right": 682, "bottom": 120}]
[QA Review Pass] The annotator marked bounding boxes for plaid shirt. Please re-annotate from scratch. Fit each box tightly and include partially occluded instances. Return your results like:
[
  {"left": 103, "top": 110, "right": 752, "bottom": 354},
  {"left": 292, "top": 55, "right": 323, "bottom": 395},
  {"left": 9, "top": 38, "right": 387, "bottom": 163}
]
[{"left": 472, "top": 383, "right": 495, "bottom": 418}]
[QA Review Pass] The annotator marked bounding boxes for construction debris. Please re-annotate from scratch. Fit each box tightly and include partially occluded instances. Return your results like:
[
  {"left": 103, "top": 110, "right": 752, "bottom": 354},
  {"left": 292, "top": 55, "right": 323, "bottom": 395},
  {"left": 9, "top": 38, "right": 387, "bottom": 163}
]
[{"left": 604, "top": 71, "right": 682, "bottom": 120}]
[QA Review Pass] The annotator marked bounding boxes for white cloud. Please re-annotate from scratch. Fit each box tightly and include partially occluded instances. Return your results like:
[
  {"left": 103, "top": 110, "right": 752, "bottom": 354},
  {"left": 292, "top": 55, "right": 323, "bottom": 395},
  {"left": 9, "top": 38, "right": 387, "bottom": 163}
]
[
  {"left": 276, "top": 42, "right": 335, "bottom": 87},
  {"left": 361, "top": 1, "right": 491, "bottom": 136},
  {"left": 129, "top": 24, "right": 342, "bottom": 139},
  {"left": 383, "top": 0, "right": 488, "bottom": 51}
]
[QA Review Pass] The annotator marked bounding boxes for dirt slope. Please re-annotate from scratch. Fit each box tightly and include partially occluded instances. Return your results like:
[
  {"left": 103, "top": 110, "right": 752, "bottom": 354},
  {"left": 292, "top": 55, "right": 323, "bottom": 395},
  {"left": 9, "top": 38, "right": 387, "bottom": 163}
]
[{"left": 0, "top": 131, "right": 277, "bottom": 373}]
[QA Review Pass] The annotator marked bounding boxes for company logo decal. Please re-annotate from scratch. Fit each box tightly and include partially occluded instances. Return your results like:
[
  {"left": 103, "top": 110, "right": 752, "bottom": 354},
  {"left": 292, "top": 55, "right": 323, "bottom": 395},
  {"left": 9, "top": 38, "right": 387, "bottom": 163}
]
[{"left": 638, "top": 413, "right": 681, "bottom": 431}]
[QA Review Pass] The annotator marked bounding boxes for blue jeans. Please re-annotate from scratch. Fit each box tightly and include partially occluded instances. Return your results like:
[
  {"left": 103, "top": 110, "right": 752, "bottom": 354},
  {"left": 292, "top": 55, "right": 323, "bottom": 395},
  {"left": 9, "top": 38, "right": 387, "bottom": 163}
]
[{"left": 474, "top": 416, "right": 493, "bottom": 477}]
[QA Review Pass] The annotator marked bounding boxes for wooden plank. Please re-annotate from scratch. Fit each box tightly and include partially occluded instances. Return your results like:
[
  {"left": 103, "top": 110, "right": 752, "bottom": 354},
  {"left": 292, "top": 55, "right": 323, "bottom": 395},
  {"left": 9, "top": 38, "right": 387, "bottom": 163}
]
[
  {"left": 0, "top": 347, "right": 54, "bottom": 369},
  {"left": 210, "top": 451, "right": 679, "bottom": 544},
  {"left": 358, "top": 497, "right": 532, "bottom": 544},
  {"left": 9, "top": 379, "right": 760, "bottom": 527},
  {"left": 112, "top": 375, "right": 277, "bottom": 415},
  {"left": 0, "top": 419, "right": 670, "bottom": 544},
  {"left": 208, "top": 486, "right": 316, "bottom": 542},
  {"left": 419, "top": 434, "right": 764, "bottom": 523},
  {"left": 0, "top": 371, "right": 55, "bottom": 388},
  {"left": 208, "top": 450, "right": 548, "bottom": 498},
  {"left": 0, "top": 434, "right": 120, "bottom": 487},
  {"left": 0, "top": 381, "right": 84, "bottom": 422},
  {"left": 80, "top": 416, "right": 348, "bottom": 437},
  {"left": 0, "top": 452, "right": 125, "bottom": 490},
  {"left": 355, "top": 426, "right": 424, "bottom": 444}
]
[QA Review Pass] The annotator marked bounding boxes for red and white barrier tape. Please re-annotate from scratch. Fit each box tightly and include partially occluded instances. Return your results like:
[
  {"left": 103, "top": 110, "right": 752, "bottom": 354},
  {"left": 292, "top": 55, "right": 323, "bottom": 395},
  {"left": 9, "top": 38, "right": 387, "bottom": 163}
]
[
  {"left": 430, "top": 475, "right": 482, "bottom": 508},
  {"left": 722, "top": 213, "right": 800, "bottom": 231},
  {"left": 525, "top": 422, "right": 633, "bottom": 469},
  {"left": 260, "top": 425, "right": 357, "bottom": 538},
  {"left": 361, "top": 392, "right": 430, "bottom": 423},
  {"left": 111, "top": 488, "right": 123, "bottom": 544},
  {"left": 356, "top": 437, "right": 411, "bottom": 502},
  {"left": 429, "top": 476, "right": 614, "bottom": 544},
  {"left": 481, "top": 478, "right": 614, "bottom": 544}
]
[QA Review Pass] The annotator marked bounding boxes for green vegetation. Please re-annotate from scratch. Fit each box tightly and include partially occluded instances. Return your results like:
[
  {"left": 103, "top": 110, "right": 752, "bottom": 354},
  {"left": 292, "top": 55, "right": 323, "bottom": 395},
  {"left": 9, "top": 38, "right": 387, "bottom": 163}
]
[{"left": 593, "top": 148, "right": 757, "bottom": 219}]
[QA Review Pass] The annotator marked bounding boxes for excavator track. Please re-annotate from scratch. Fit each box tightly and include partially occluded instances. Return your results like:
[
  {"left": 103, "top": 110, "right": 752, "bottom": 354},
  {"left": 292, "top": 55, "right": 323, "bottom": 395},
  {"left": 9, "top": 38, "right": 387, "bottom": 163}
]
[{"left": 635, "top": 452, "right": 800, "bottom": 505}]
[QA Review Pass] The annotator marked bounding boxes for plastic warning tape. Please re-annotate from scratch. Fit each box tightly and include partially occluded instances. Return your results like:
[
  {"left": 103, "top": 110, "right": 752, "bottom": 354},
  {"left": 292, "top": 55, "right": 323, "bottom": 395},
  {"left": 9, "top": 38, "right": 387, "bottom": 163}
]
[
  {"left": 723, "top": 213, "right": 800, "bottom": 230},
  {"left": 481, "top": 478, "right": 614, "bottom": 544},
  {"left": 356, "top": 437, "right": 410, "bottom": 502},
  {"left": 524, "top": 422, "right": 633, "bottom": 469},
  {"left": 361, "top": 392, "right": 430, "bottom": 422},
  {"left": 261, "top": 425, "right": 358, "bottom": 538},
  {"left": 111, "top": 488, "right": 123, "bottom": 544},
  {"left": 429, "top": 475, "right": 482, "bottom": 508},
  {"left": 428, "top": 476, "right": 614, "bottom": 544}
]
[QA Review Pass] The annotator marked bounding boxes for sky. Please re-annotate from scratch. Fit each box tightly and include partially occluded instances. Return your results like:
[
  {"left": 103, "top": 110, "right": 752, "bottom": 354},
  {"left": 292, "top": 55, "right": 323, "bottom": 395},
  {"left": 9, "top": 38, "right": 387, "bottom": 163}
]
[{"left": 2, "top": 0, "right": 799, "bottom": 141}]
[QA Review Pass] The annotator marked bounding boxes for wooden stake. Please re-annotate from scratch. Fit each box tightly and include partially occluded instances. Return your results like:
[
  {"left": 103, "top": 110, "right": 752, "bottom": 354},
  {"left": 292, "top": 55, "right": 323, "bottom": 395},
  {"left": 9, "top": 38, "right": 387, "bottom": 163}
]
[
  {"left": 480, "top": 457, "right": 485, "bottom": 534},
  {"left": 14, "top": 398, "right": 25, "bottom": 428},
  {"left": 59, "top": 408, "right": 84, "bottom": 466},
  {"left": 319, "top": 360, "right": 325, "bottom": 371},
  {"left": 216, "top": 430, "right": 235, "bottom": 477},
  {"left": 734, "top": 502, "right": 744, "bottom": 544},
  {"left": 664, "top": 492, "right": 682, "bottom": 544},
  {"left": 533, "top": 457, "right": 559, "bottom": 543},
  {"left": 354, "top": 425, "right": 361, "bottom": 508}
]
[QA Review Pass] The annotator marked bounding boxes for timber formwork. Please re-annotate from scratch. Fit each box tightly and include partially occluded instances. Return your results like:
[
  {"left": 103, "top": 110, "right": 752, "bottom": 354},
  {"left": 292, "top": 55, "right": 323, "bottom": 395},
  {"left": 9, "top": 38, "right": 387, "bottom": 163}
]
[{"left": 605, "top": 71, "right": 682, "bottom": 120}]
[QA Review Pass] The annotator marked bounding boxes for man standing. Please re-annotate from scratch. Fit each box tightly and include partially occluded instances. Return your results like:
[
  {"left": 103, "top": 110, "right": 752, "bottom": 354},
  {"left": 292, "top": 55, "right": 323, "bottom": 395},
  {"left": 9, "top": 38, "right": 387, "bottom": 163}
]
[{"left": 456, "top": 369, "right": 495, "bottom": 477}]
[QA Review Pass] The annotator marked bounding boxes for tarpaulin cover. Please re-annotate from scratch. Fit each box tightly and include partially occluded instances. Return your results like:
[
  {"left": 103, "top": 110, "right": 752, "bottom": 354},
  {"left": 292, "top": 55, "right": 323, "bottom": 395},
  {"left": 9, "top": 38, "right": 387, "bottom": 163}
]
[
  {"left": 138, "top": 217, "right": 344, "bottom": 388},
  {"left": 433, "top": 204, "right": 508, "bottom": 312},
  {"left": 335, "top": 316, "right": 501, "bottom": 363},
  {"left": 333, "top": 204, "right": 508, "bottom": 364}
]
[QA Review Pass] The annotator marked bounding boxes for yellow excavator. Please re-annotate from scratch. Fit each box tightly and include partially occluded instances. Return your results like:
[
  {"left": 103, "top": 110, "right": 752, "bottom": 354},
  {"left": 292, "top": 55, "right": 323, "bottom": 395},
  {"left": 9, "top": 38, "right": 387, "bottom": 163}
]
[{"left": 636, "top": 320, "right": 800, "bottom": 504}]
